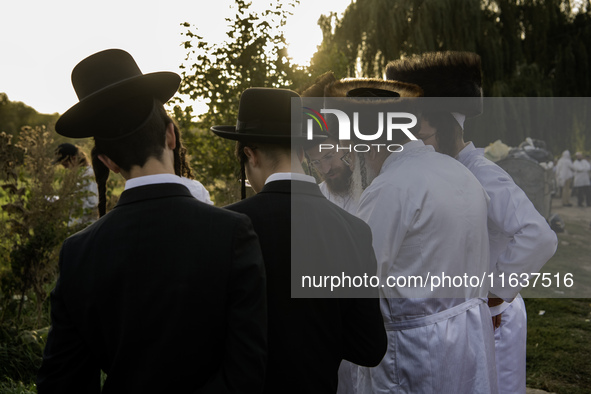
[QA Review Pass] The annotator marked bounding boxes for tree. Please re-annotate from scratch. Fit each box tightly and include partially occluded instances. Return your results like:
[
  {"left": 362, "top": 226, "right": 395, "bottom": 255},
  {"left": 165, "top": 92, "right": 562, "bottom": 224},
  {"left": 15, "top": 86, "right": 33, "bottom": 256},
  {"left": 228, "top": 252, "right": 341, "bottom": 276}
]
[
  {"left": 309, "top": 0, "right": 591, "bottom": 153},
  {"left": 0, "top": 93, "right": 59, "bottom": 138},
  {"left": 0, "top": 127, "right": 88, "bottom": 325},
  {"left": 175, "top": 0, "right": 306, "bottom": 204}
]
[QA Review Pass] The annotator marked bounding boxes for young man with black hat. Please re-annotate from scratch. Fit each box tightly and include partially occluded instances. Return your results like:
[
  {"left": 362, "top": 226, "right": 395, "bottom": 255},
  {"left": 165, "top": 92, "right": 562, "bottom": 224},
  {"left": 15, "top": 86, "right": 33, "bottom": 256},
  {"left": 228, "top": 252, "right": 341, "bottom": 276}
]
[
  {"left": 211, "top": 87, "right": 387, "bottom": 394},
  {"left": 322, "top": 77, "right": 498, "bottom": 394},
  {"left": 37, "top": 49, "right": 267, "bottom": 393},
  {"left": 386, "top": 51, "right": 558, "bottom": 394}
]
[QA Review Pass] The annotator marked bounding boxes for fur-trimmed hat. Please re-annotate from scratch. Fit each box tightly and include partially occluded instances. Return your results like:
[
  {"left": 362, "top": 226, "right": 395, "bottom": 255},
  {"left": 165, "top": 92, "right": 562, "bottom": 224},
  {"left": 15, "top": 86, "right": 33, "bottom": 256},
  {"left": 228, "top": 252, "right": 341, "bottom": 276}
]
[
  {"left": 324, "top": 78, "right": 423, "bottom": 98},
  {"left": 300, "top": 71, "right": 337, "bottom": 97},
  {"left": 385, "top": 51, "right": 483, "bottom": 117},
  {"left": 319, "top": 78, "right": 423, "bottom": 144}
]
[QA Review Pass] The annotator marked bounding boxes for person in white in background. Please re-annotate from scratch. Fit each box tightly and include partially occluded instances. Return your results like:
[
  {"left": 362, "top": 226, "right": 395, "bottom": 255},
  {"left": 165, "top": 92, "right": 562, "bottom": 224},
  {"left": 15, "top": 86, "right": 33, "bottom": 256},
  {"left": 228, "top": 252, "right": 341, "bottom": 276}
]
[
  {"left": 180, "top": 176, "right": 213, "bottom": 204},
  {"left": 573, "top": 152, "right": 591, "bottom": 207},
  {"left": 555, "top": 150, "right": 574, "bottom": 206},
  {"left": 386, "top": 51, "right": 558, "bottom": 394},
  {"left": 55, "top": 143, "right": 98, "bottom": 223}
]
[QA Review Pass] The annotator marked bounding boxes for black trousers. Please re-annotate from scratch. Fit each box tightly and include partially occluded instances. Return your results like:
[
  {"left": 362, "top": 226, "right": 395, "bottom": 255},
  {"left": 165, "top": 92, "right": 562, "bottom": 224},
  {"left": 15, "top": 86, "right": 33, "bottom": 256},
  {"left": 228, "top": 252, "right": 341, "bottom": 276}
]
[{"left": 576, "top": 185, "right": 591, "bottom": 206}]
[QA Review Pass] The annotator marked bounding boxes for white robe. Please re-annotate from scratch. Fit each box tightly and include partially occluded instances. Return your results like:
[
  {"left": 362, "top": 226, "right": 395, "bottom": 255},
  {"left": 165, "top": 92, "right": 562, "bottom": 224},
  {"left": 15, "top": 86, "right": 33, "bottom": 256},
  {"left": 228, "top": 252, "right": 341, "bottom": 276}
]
[
  {"left": 555, "top": 150, "right": 574, "bottom": 187},
  {"left": 356, "top": 140, "right": 497, "bottom": 394},
  {"left": 457, "top": 142, "right": 557, "bottom": 394},
  {"left": 573, "top": 159, "right": 591, "bottom": 187}
]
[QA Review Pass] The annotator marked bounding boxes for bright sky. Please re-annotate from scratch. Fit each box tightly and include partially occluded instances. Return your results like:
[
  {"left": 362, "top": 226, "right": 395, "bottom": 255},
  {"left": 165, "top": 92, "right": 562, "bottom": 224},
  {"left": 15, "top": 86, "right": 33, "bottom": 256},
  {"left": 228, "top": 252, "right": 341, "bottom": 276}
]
[{"left": 0, "top": 0, "right": 351, "bottom": 115}]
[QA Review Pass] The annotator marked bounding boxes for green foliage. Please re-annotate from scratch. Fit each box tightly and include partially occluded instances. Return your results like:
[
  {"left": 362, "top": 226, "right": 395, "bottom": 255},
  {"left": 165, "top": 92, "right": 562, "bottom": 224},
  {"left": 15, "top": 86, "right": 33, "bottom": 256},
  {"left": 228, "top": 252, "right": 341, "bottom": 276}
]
[
  {"left": 0, "top": 325, "right": 43, "bottom": 389},
  {"left": 0, "top": 127, "right": 89, "bottom": 325},
  {"left": 176, "top": 0, "right": 305, "bottom": 204},
  {"left": 0, "top": 378, "right": 37, "bottom": 394}
]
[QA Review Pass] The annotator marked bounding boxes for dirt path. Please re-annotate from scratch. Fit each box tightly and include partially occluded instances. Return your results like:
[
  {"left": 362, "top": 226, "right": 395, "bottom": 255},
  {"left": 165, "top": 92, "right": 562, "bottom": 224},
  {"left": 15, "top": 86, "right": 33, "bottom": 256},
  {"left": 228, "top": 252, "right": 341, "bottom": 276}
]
[
  {"left": 549, "top": 196, "right": 591, "bottom": 229},
  {"left": 527, "top": 389, "right": 555, "bottom": 394}
]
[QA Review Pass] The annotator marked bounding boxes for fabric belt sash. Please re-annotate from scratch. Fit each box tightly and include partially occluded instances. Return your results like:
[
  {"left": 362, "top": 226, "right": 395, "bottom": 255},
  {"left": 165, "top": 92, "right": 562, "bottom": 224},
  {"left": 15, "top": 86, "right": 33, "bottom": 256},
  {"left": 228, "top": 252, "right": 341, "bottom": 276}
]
[{"left": 384, "top": 298, "right": 485, "bottom": 331}]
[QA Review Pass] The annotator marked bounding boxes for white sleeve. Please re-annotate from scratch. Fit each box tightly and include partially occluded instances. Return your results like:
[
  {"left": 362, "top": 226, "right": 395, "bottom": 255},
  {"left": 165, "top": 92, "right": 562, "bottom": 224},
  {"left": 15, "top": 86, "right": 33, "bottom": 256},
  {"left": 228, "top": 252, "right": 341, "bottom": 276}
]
[
  {"left": 477, "top": 165, "right": 557, "bottom": 300},
  {"left": 180, "top": 177, "right": 213, "bottom": 205}
]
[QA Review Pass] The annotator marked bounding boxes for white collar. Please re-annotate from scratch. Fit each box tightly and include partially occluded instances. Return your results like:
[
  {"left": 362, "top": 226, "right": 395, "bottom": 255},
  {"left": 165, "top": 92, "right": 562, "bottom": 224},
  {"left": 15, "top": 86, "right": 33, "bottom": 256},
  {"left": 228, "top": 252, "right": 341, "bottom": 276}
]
[
  {"left": 124, "top": 173, "right": 185, "bottom": 190},
  {"left": 265, "top": 172, "right": 317, "bottom": 185},
  {"left": 381, "top": 139, "right": 433, "bottom": 170},
  {"left": 456, "top": 141, "right": 485, "bottom": 161}
]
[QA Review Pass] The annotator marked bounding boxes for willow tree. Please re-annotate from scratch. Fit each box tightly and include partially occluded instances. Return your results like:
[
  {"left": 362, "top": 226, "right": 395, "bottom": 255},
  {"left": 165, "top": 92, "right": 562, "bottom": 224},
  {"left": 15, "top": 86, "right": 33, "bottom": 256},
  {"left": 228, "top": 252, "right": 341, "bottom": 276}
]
[{"left": 310, "top": 0, "right": 591, "bottom": 152}]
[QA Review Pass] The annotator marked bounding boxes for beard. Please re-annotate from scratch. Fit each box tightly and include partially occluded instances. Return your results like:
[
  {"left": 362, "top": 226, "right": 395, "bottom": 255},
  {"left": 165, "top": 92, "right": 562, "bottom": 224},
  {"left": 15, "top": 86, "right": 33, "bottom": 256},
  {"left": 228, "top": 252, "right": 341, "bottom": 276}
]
[{"left": 324, "top": 165, "right": 353, "bottom": 197}]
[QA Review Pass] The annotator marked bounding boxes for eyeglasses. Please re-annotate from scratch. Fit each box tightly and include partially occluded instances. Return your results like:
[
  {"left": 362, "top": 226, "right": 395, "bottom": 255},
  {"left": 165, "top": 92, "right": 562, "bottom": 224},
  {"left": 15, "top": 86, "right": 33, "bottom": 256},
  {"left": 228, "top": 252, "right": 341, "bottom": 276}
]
[{"left": 309, "top": 151, "right": 351, "bottom": 168}]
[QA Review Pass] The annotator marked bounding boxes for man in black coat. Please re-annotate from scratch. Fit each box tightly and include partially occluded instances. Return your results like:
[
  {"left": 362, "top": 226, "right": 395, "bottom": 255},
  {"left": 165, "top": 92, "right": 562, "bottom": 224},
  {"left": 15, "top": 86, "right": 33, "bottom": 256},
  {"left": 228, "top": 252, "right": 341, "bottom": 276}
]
[
  {"left": 211, "top": 88, "right": 387, "bottom": 394},
  {"left": 37, "top": 49, "right": 267, "bottom": 393}
]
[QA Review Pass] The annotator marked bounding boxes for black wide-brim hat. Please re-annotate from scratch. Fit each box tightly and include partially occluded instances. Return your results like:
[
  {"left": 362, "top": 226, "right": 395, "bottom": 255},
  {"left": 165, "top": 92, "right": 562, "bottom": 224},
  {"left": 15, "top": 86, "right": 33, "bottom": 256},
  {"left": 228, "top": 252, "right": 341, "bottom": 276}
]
[
  {"left": 211, "top": 88, "right": 327, "bottom": 143},
  {"left": 55, "top": 49, "right": 181, "bottom": 139}
]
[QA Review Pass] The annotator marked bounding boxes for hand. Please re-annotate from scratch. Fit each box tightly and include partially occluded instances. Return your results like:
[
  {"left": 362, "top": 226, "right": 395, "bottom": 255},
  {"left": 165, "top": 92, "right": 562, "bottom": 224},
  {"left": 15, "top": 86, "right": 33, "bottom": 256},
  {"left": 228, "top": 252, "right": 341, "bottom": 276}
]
[
  {"left": 492, "top": 313, "right": 502, "bottom": 330},
  {"left": 487, "top": 297, "right": 503, "bottom": 308}
]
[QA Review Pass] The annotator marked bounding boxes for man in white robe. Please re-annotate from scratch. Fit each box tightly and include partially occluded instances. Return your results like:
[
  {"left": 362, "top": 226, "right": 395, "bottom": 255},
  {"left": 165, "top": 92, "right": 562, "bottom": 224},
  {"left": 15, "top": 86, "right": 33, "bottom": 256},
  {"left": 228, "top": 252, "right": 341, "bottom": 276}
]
[
  {"left": 555, "top": 150, "right": 574, "bottom": 206},
  {"left": 323, "top": 78, "right": 498, "bottom": 394},
  {"left": 573, "top": 152, "right": 591, "bottom": 206},
  {"left": 386, "top": 51, "right": 557, "bottom": 394}
]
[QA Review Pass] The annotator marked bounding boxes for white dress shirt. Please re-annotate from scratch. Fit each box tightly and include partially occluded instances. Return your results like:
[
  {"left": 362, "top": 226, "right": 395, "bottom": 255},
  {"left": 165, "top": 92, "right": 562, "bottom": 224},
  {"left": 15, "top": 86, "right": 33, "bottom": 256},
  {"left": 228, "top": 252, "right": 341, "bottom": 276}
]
[
  {"left": 265, "top": 172, "right": 316, "bottom": 184},
  {"left": 125, "top": 173, "right": 213, "bottom": 204}
]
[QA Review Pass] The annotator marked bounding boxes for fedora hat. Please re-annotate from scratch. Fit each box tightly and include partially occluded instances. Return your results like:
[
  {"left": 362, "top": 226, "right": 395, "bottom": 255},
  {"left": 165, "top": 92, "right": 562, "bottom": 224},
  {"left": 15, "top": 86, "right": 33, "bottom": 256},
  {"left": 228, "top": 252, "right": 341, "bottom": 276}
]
[
  {"left": 211, "top": 88, "right": 326, "bottom": 143},
  {"left": 55, "top": 49, "right": 181, "bottom": 138}
]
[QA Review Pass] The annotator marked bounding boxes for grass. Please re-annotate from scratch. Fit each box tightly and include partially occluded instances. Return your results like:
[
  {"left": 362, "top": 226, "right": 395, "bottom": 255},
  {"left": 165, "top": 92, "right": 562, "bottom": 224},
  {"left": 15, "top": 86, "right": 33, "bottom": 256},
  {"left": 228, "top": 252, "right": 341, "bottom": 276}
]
[
  {"left": 524, "top": 216, "right": 591, "bottom": 393},
  {"left": 525, "top": 298, "right": 591, "bottom": 393}
]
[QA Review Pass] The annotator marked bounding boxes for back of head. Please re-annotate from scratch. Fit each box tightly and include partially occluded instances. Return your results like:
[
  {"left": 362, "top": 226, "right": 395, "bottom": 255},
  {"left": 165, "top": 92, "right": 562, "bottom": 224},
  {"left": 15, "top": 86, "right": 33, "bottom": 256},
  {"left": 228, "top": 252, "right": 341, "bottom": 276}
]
[
  {"left": 92, "top": 98, "right": 168, "bottom": 172},
  {"left": 55, "top": 143, "right": 88, "bottom": 166}
]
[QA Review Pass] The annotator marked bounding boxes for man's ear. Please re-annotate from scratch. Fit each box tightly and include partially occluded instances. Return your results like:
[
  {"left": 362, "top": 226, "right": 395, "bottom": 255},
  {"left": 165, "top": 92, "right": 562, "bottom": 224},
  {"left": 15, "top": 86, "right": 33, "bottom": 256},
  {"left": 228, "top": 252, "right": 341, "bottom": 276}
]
[
  {"left": 243, "top": 146, "right": 259, "bottom": 167},
  {"left": 97, "top": 154, "right": 121, "bottom": 174},
  {"left": 165, "top": 122, "right": 176, "bottom": 150}
]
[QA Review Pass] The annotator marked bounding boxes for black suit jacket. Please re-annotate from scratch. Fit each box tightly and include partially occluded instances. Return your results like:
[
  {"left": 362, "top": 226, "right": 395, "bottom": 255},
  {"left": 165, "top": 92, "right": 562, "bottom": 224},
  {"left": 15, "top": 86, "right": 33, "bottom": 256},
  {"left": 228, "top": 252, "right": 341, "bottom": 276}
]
[
  {"left": 37, "top": 183, "right": 267, "bottom": 394},
  {"left": 226, "top": 180, "right": 386, "bottom": 394}
]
